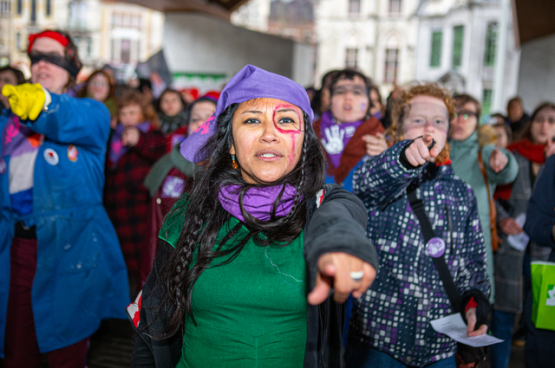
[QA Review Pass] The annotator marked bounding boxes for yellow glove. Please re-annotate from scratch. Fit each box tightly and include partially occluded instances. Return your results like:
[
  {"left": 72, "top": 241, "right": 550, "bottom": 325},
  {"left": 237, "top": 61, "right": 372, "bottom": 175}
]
[{"left": 1, "top": 83, "right": 48, "bottom": 121}]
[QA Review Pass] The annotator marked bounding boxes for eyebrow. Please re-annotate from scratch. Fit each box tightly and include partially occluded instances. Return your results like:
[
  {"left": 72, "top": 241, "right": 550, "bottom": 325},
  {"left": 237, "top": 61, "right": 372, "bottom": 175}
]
[
  {"left": 241, "top": 110, "right": 263, "bottom": 115},
  {"left": 276, "top": 108, "right": 297, "bottom": 113}
]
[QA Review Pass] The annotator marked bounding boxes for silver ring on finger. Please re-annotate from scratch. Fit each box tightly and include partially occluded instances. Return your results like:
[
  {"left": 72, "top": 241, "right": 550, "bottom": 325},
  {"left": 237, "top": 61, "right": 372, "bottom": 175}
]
[{"left": 350, "top": 271, "right": 364, "bottom": 282}]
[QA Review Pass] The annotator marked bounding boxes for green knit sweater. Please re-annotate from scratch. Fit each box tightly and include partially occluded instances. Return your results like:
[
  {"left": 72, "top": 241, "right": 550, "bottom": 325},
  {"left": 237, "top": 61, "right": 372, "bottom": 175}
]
[{"left": 160, "top": 204, "right": 307, "bottom": 368}]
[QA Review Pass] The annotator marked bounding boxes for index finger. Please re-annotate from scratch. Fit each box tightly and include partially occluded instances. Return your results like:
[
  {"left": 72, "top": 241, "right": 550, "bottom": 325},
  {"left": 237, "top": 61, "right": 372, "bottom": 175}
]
[
  {"left": 421, "top": 133, "right": 434, "bottom": 146},
  {"left": 332, "top": 257, "right": 353, "bottom": 303},
  {"left": 1, "top": 84, "right": 16, "bottom": 98}
]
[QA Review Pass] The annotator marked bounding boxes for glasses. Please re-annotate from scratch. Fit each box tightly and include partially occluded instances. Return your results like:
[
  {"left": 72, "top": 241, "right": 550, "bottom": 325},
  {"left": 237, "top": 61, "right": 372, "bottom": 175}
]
[
  {"left": 455, "top": 110, "right": 477, "bottom": 121},
  {"left": 331, "top": 85, "right": 367, "bottom": 97}
]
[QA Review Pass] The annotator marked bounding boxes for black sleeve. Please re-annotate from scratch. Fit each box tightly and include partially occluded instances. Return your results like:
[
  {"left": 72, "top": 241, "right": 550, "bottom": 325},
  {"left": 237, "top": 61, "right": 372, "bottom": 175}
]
[
  {"left": 399, "top": 142, "right": 420, "bottom": 170},
  {"left": 460, "top": 289, "right": 491, "bottom": 329},
  {"left": 131, "top": 332, "right": 156, "bottom": 368},
  {"left": 131, "top": 240, "right": 182, "bottom": 368},
  {"left": 304, "top": 184, "right": 379, "bottom": 290}
]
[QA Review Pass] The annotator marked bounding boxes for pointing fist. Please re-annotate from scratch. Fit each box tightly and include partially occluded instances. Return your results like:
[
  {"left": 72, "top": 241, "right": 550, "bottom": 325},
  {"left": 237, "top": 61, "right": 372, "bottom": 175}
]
[
  {"left": 404, "top": 134, "right": 443, "bottom": 167},
  {"left": 2, "top": 83, "right": 50, "bottom": 121}
]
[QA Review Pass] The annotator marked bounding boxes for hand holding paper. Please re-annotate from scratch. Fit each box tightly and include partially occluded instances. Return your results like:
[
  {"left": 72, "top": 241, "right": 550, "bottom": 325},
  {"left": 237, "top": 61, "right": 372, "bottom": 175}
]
[{"left": 431, "top": 314, "right": 503, "bottom": 348}]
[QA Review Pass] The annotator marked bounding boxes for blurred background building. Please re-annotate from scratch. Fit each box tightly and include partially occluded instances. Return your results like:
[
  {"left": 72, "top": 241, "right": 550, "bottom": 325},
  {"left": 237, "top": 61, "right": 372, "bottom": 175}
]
[
  {"left": 414, "top": 0, "right": 519, "bottom": 118},
  {"left": 0, "top": 0, "right": 164, "bottom": 81},
  {"left": 1, "top": 0, "right": 552, "bottom": 117},
  {"left": 315, "top": 0, "right": 419, "bottom": 92}
]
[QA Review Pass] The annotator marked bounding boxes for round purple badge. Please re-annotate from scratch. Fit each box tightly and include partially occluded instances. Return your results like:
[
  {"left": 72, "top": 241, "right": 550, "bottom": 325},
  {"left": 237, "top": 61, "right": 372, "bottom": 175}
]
[{"left": 426, "top": 237, "right": 446, "bottom": 258}]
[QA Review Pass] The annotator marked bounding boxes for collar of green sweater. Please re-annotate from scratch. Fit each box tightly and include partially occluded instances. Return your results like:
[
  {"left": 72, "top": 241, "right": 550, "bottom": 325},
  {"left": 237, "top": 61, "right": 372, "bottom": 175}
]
[{"left": 450, "top": 130, "right": 478, "bottom": 149}]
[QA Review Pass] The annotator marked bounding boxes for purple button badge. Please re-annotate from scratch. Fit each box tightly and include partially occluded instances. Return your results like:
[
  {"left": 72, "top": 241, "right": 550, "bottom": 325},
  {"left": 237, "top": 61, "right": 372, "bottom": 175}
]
[{"left": 426, "top": 237, "right": 445, "bottom": 258}]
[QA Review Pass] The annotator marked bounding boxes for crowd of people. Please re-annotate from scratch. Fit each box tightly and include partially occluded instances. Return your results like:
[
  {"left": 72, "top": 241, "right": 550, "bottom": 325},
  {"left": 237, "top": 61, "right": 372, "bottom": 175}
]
[{"left": 0, "top": 29, "right": 554, "bottom": 368}]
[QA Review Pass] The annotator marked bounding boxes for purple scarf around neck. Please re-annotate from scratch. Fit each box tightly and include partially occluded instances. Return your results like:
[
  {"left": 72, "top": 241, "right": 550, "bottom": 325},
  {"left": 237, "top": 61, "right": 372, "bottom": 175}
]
[
  {"left": 319, "top": 111, "right": 363, "bottom": 168},
  {"left": 218, "top": 184, "right": 298, "bottom": 223},
  {"left": 109, "top": 122, "right": 151, "bottom": 166}
]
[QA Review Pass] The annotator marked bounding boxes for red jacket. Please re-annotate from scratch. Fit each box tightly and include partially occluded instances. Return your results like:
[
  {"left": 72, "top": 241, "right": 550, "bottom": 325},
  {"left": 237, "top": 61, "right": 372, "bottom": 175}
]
[{"left": 104, "top": 127, "right": 166, "bottom": 276}]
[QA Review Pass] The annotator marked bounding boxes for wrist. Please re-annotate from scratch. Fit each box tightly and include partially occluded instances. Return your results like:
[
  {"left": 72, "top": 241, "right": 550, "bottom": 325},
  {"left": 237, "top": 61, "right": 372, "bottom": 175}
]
[{"left": 41, "top": 85, "right": 52, "bottom": 110}]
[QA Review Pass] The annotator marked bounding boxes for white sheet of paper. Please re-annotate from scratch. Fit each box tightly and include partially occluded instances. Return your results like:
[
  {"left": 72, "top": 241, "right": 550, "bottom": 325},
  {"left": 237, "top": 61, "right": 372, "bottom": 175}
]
[
  {"left": 430, "top": 313, "right": 503, "bottom": 347},
  {"left": 507, "top": 213, "right": 529, "bottom": 252}
]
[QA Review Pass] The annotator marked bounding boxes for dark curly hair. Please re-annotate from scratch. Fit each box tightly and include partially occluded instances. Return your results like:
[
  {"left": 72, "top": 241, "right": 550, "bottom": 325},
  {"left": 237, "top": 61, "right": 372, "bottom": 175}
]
[{"left": 154, "top": 101, "right": 326, "bottom": 338}]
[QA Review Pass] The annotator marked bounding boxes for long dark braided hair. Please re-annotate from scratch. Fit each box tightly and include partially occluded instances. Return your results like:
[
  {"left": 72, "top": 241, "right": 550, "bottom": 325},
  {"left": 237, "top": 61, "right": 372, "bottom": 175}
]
[{"left": 154, "top": 101, "right": 326, "bottom": 338}]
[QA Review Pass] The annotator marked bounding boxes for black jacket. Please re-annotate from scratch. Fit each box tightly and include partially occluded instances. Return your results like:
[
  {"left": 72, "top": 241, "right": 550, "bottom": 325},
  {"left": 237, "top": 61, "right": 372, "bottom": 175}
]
[{"left": 128, "top": 184, "right": 378, "bottom": 368}]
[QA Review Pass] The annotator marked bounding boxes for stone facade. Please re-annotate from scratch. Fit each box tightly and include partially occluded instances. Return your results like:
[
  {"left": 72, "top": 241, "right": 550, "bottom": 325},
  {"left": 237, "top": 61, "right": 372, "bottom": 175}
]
[
  {"left": 315, "top": 0, "right": 420, "bottom": 91},
  {"left": 414, "top": 0, "right": 519, "bottom": 116},
  {"left": 0, "top": 0, "right": 164, "bottom": 79}
]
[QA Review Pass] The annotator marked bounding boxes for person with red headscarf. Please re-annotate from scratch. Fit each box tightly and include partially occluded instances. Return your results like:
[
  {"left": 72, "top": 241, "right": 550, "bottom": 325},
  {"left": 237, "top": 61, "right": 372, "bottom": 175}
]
[{"left": 0, "top": 30, "right": 129, "bottom": 367}]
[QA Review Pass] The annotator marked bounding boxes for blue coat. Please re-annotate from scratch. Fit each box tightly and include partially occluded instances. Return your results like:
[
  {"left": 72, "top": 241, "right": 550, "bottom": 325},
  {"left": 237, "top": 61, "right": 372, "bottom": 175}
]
[
  {"left": 525, "top": 154, "right": 555, "bottom": 260},
  {"left": 0, "top": 94, "right": 130, "bottom": 357}
]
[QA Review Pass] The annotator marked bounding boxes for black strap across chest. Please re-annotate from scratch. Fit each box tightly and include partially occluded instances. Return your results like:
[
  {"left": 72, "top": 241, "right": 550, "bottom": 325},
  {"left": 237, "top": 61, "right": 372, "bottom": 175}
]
[{"left": 407, "top": 188, "right": 462, "bottom": 313}]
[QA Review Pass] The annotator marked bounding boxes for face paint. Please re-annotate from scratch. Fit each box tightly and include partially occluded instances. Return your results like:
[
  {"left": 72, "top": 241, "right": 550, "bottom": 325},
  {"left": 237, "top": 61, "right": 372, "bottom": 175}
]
[
  {"left": 272, "top": 104, "right": 303, "bottom": 165},
  {"left": 360, "top": 103, "right": 366, "bottom": 111}
]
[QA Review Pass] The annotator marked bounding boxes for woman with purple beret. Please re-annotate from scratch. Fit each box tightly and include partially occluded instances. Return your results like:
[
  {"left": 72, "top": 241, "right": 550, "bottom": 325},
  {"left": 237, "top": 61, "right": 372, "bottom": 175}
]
[{"left": 128, "top": 65, "right": 379, "bottom": 368}]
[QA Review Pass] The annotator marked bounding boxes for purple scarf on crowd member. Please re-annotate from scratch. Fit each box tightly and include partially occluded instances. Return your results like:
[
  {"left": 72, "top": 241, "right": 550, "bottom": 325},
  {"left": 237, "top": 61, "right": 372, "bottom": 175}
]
[
  {"left": 319, "top": 111, "right": 363, "bottom": 168},
  {"left": 218, "top": 184, "right": 298, "bottom": 223},
  {"left": 181, "top": 65, "right": 313, "bottom": 223},
  {"left": 109, "top": 122, "right": 151, "bottom": 166}
]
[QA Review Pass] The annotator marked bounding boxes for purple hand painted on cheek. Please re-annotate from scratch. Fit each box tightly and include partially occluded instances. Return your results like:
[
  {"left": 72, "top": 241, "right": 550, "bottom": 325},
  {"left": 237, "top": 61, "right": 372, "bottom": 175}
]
[
  {"left": 272, "top": 104, "right": 303, "bottom": 165},
  {"left": 360, "top": 103, "right": 366, "bottom": 111}
]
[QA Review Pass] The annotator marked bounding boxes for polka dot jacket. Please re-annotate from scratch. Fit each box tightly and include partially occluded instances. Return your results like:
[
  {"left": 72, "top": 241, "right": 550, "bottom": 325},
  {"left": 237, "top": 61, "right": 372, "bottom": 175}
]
[{"left": 349, "top": 141, "right": 490, "bottom": 366}]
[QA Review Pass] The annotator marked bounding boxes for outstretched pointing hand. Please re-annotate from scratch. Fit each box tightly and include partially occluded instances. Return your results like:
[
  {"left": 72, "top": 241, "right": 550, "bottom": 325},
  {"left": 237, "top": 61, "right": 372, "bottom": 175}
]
[
  {"left": 2, "top": 83, "right": 48, "bottom": 121},
  {"left": 307, "top": 252, "right": 376, "bottom": 305},
  {"left": 404, "top": 134, "right": 442, "bottom": 167}
]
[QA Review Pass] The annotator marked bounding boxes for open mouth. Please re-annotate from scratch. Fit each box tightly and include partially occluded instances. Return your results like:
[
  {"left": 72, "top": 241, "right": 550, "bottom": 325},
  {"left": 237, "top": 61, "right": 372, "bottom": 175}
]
[
  {"left": 344, "top": 104, "right": 352, "bottom": 111},
  {"left": 256, "top": 150, "right": 283, "bottom": 161}
]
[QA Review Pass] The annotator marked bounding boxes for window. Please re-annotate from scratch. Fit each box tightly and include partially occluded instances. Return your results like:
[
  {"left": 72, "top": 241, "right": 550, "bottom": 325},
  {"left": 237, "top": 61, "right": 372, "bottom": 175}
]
[
  {"left": 484, "top": 22, "right": 498, "bottom": 66},
  {"left": 121, "top": 39, "right": 131, "bottom": 63},
  {"left": 452, "top": 25, "right": 464, "bottom": 68},
  {"left": 17, "top": 0, "right": 21, "bottom": 15},
  {"left": 345, "top": 48, "right": 358, "bottom": 68},
  {"left": 482, "top": 89, "right": 493, "bottom": 117},
  {"left": 86, "top": 38, "right": 92, "bottom": 57},
  {"left": 112, "top": 12, "right": 142, "bottom": 29},
  {"left": 16, "top": 32, "right": 21, "bottom": 51},
  {"left": 1, "top": 1, "right": 10, "bottom": 15},
  {"left": 384, "top": 48, "right": 399, "bottom": 83},
  {"left": 389, "top": 0, "right": 402, "bottom": 15},
  {"left": 68, "top": 1, "right": 88, "bottom": 30},
  {"left": 348, "top": 0, "right": 361, "bottom": 14},
  {"left": 430, "top": 30, "right": 442, "bottom": 68},
  {"left": 31, "top": 0, "right": 36, "bottom": 22},
  {"left": 46, "top": 0, "right": 51, "bottom": 16}
]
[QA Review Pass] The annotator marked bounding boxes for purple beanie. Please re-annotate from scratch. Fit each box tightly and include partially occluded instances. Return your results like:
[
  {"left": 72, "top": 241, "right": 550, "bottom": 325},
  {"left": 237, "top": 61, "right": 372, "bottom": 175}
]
[{"left": 180, "top": 65, "right": 313, "bottom": 163}]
